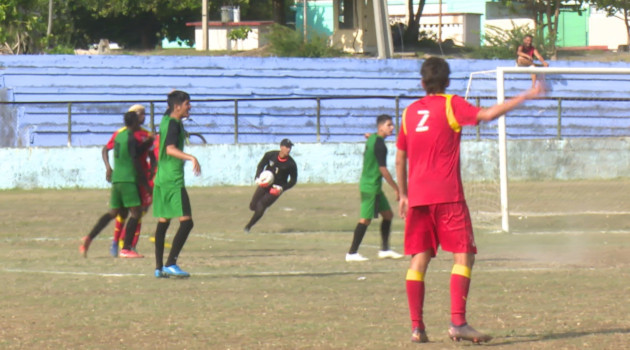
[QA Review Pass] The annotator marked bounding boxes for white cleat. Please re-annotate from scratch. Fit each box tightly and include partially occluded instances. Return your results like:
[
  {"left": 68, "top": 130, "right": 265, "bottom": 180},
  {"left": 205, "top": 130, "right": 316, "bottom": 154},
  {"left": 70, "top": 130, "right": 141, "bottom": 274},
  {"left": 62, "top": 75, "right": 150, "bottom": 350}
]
[
  {"left": 378, "top": 250, "right": 404, "bottom": 259},
  {"left": 345, "top": 253, "right": 369, "bottom": 262}
]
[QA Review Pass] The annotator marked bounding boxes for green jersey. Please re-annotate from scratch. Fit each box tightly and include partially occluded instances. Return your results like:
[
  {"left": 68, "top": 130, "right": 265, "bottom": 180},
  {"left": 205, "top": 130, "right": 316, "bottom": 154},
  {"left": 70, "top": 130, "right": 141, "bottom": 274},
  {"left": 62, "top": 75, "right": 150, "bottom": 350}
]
[
  {"left": 359, "top": 133, "right": 388, "bottom": 194},
  {"left": 155, "top": 115, "right": 186, "bottom": 187},
  {"left": 111, "top": 127, "right": 139, "bottom": 183}
]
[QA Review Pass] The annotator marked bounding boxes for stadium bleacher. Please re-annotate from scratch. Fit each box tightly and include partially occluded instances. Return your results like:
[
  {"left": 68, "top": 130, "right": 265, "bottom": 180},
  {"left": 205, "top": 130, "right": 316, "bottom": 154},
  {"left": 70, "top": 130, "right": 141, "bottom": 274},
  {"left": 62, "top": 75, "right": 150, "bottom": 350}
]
[{"left": 1, "top": 55, "right": 630, "bottom": 147}]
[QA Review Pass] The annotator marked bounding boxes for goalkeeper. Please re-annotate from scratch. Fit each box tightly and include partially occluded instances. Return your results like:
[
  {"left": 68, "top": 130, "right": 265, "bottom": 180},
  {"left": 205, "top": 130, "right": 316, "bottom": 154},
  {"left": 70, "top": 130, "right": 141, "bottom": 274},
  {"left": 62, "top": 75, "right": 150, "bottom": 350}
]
[{"left": 244, "top": 139, "right": 298, "bottom": 232}]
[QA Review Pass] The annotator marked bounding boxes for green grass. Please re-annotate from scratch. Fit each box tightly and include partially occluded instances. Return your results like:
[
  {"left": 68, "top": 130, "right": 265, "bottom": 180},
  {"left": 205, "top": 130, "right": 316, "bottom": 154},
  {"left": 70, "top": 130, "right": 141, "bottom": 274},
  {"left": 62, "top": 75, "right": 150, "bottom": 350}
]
[{"left": 1, "top": 185, "right": 629, "bottom": 349}]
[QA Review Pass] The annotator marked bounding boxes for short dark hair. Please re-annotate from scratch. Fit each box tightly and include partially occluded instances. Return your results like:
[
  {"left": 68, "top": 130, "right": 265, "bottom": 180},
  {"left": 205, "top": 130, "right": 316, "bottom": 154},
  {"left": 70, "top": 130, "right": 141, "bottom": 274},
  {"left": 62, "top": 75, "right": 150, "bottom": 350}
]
[
  {"left": 377, "top": 114, "right": 392, "bottom": 126},
  {"left": 124, "top": 111, "right": 138, "bottom": 127},
  {"left": 421, "top": 57, "right": 450, "bottom": 94},
  {"left": 524, "top": 34, "right": 533, "bottom": 40},
  {"left": 166, "top": 90, "right": 190, "bottom": 115}
]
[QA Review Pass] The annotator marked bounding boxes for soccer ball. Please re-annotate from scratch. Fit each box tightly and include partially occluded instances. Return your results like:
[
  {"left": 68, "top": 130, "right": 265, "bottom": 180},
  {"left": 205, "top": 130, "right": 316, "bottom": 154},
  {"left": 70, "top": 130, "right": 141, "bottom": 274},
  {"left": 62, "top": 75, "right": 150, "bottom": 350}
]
[{"left": 257, "top": 170, "right": 274, "bottom": 186}]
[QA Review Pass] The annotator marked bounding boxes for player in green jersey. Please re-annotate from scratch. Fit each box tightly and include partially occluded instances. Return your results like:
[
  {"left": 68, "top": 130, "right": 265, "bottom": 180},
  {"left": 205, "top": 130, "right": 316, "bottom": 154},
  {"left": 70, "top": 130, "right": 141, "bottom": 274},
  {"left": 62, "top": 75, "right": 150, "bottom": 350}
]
[
  {"left": 152, "top": 90, "right": 201, "bottom": 278},
  {"left": 80, "top": 111, "right": 150, "bottom": 258},
  {"left": 346, "top": 114, "right": 403, "bottom": 262}
]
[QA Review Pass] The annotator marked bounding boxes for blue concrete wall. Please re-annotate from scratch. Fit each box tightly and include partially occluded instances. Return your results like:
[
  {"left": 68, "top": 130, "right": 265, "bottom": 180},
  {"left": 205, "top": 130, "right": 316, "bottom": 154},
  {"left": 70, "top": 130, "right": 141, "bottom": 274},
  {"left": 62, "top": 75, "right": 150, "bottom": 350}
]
[
  {"left": 1, "top": 139, "right": 628, "bottom": 190},
  {"left": 2, "top": 55, "right": 630, "bottom": 147}
]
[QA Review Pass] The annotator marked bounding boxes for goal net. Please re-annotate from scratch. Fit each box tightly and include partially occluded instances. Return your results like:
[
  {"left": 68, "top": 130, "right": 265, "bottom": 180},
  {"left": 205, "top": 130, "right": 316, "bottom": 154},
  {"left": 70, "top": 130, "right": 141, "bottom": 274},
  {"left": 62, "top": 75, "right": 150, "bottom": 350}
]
[{"left": 463, "top": 66, "right": 630, "bottom": 234}]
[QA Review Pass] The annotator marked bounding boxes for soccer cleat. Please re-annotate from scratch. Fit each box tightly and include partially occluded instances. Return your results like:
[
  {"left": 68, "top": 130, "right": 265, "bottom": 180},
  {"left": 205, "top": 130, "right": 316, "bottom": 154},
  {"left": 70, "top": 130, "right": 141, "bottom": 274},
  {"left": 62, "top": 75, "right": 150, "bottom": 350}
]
[
  {"left": 378, "top": 250, "right": 404, "bottom": 259},
  {"left": 119, "top": 249, "right": 144, "bottom": 258},
  {"left": 110, "top": 240, "right": 119, "bottom": 257},
  {"left": 411, "top": 328, "right": 429, "bottom": 343},
  {"left": 448, "top": 324, "right": 493, "bottom": 344},
  {"left": 163, "top": 265, "right": 190, "bottom": 278},
  {"left": 345, "top": 253, "right": 369, "bottom": 262},
  {"left": 79, "top": 236, "right": 92, "bottom": 258},
  {"left": 154, "top": 268, "right": 169, "bottom": 279},
  {"left": 243, "top": 226, "right": 250, "bottom": 234}
]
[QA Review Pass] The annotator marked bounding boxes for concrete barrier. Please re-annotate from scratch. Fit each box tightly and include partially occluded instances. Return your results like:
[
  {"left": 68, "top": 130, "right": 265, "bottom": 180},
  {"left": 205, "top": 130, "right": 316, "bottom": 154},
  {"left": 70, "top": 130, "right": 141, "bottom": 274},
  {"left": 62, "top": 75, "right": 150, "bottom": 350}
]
[{"left": 1, "top": 138, "right": 628, "bottom": 190}]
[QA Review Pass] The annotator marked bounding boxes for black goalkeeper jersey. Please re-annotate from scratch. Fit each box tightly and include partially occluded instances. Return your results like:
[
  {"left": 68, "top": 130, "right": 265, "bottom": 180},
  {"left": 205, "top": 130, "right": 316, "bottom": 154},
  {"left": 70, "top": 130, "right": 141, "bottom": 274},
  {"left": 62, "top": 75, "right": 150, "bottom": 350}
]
[{"left": 255, "top": 151, "right": 298, "bottom": 190}]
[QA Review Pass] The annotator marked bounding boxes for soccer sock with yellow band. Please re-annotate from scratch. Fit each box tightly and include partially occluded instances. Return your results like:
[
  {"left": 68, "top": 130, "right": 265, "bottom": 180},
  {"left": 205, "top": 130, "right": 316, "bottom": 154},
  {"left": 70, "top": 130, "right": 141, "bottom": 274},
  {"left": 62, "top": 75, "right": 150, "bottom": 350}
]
[
  {"left": 450, "top": 264, "right": 472, "bottom": 326},
  {"left": 113, "top": 215, "right": 125, "bottom": 242},
  {"left": 406, "top": 269, "right": 425, "bottom": 330}
]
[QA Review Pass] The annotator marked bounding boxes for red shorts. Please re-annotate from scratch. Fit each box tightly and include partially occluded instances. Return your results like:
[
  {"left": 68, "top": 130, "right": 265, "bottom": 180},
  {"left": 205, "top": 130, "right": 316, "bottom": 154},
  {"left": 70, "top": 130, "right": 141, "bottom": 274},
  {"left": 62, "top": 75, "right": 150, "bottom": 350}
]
[{"left": 404, "top": 201, "right": 477, "bottom": 256}]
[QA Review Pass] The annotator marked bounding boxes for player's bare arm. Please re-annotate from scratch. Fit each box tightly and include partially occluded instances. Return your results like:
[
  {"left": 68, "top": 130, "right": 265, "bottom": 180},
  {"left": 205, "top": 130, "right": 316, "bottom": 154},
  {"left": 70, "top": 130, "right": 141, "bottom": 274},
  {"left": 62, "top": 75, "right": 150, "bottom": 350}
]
[
  {"left": 533, "top": 49, "right": 549, "bottom": 67},
  {"left": 101, "top": 145, "right": 113, "bottom": 183},
  {"left": 395, "top": 150, "right": 408, "bottom": 219},
  {"left": 476, "top": 83, "right": 545, "bottom": 122},
  {"left": 166, "top": 145, "right": 201, "bottom": 176},
  {"left": 379, "top": 166, "right": 399, "bottom": 201}
]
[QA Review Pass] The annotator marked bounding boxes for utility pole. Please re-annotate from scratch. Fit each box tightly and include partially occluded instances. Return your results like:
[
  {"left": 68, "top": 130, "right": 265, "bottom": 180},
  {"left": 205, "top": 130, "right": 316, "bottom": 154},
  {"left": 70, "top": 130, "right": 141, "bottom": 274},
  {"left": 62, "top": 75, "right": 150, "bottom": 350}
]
[
  {"left": 303, "top": 0, "right": 308, "bottom": 42},
  {"left": 202, "top": 0, "right": 208, "bottom": 50},
  {"left": 47, "top": 0, "right": 53, "bottom": 36}
]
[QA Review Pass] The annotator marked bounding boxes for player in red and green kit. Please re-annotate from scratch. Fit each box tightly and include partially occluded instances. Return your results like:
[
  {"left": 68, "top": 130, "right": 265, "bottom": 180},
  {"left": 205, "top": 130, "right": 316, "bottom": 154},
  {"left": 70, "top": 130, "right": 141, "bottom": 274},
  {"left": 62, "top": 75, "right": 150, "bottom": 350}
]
[
  {"left": 152, "top": 90, "right": 200, "bottom": 278},
  {"left": 346, "top": 114, "right": 402, "bottom": 262},
  {"left": 104, "top": 104, "right": 155, "bottom": 257},
  {"left": 396, "top": 57, "right": 543, "bottom": 344},
  {"left": 80, "top": 111, "right": 151, "bottom": 259}
]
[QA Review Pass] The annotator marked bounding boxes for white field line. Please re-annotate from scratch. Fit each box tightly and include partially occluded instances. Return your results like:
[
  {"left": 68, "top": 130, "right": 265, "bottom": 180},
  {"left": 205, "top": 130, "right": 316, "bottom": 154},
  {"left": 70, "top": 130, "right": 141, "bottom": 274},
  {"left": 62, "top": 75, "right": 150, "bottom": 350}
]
[
  {"left": 511, "top": 210, "right": 630, "bottom": 217},
  {"left": 0, "top": 266, "right": 614, "bottom": 278}
]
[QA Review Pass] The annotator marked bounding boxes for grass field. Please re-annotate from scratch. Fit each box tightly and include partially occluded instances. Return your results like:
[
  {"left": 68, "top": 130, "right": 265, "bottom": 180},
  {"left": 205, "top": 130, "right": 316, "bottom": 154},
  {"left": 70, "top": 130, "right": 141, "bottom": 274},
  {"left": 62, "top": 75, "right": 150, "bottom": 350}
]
[{"left": 1, "top": 184, "right": 629, "bottom": 349}]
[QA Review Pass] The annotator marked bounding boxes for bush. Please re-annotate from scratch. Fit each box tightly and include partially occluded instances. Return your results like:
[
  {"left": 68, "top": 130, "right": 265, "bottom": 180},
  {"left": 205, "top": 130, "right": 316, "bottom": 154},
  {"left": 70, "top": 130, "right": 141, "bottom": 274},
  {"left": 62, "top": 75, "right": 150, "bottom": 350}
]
[
  {"left": 266, "top": 24, "right": 343, "bottom": 58},
  {"left": 468, "top": 21, "right": 536, "bottom": 59},
  {"left": 44, "top": 45, "right": 75, "bottom": 54}
]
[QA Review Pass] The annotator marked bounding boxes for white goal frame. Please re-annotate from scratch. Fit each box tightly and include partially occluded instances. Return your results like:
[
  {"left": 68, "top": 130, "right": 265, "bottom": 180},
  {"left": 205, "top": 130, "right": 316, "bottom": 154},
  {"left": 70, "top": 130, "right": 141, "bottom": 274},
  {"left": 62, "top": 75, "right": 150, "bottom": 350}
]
[{"left": 496, "top": 66, "right": 630, "bottom": 232}]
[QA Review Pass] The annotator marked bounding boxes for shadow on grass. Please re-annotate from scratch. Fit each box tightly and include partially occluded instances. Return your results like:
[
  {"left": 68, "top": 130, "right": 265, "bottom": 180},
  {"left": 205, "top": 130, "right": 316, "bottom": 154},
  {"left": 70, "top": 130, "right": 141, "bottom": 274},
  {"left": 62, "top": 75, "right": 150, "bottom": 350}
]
[{"left": 489, "top": 328, "right": 630, "bottom": 346}]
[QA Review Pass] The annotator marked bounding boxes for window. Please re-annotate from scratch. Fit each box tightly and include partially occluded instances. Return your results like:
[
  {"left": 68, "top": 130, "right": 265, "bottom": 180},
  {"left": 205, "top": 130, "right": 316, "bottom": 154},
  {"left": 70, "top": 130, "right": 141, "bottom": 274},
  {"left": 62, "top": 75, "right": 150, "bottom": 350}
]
[{"left": 338, "top": 0, "right": 355, "bottom": 29}]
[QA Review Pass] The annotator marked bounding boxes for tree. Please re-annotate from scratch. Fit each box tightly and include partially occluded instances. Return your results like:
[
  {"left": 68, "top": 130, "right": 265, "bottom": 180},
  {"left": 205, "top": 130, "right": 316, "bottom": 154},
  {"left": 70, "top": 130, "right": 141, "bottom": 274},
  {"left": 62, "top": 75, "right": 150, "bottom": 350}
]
[
  {"left": 500, "top": 0, "right": 585, "bottom": 59},
  {"left": 590, "top": 0, "right": 630, "bottom": 45},
  {"left": 0, "top": 0, "right": 48, "bottom": 53},
  {"left": 404, "top": 0, "right": 426, "bottom": 45}
]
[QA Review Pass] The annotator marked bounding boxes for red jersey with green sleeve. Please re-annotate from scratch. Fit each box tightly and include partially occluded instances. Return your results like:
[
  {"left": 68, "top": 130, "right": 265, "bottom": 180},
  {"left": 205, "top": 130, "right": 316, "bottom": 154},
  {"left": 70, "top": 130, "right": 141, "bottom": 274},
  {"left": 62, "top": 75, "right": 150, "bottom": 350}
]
[
  {"left": 396, "top": 94, "right": 480, "bottom": 207},
  {"left": 106, "top": 127, "right": 152, "bottom": 177}
]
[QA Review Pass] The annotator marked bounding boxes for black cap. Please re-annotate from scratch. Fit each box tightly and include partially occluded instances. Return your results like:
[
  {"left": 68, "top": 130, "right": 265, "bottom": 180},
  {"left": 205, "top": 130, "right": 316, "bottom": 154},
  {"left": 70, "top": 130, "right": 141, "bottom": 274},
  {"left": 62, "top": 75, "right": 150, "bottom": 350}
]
[{"left": 280, "top": 138, "right": 294, "bottom": 148}]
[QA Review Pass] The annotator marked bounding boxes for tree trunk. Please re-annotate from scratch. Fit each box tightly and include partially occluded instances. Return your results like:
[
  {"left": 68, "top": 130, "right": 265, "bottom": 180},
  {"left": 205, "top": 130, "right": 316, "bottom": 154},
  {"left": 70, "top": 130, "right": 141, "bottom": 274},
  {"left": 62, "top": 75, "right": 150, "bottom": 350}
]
[
  {"left": 404, "top": 0, "right": 425, "bottom": 44},
  {"left": 272, "top": 0, "right": 286, "bottom": 25},
  {"left": 625, "top": 8, "right": 630, "bottom": 46}
]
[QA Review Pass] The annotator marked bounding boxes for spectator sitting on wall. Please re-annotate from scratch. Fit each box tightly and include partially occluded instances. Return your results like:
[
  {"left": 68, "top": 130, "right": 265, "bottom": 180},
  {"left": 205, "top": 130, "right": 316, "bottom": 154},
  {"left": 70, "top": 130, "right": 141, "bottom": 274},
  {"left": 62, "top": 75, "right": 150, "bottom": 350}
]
[{"left": 516, "top": 35, "right": 549, "bottom": 87}]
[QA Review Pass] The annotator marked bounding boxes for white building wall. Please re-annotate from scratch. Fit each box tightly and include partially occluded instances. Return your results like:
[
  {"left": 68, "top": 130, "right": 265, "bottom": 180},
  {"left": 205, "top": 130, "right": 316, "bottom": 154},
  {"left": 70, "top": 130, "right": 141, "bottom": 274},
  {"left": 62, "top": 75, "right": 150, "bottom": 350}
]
[{"left": 589, "top": 7, "right": 628, "bottom": 49}]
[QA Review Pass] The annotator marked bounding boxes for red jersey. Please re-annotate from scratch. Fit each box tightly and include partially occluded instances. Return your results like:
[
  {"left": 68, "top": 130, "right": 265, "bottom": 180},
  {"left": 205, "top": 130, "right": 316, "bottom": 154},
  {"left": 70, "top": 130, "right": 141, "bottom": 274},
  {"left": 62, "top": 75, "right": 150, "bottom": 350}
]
[
  {"left": 519, "top": 44, "right": 535, "bottom": 58},
  {"left": 396, "top": 94, "right": 480, "bottom": 207},
  {"left": 106, "top": 126, "right": 153, "bottom": 177}
]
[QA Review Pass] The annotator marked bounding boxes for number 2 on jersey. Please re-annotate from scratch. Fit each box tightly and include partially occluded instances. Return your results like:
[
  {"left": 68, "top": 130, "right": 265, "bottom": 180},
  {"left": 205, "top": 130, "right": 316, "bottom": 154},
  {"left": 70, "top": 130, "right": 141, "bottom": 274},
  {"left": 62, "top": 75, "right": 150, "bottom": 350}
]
[{"left": 415, "top": 110, "right": 430, "bottom": 132}]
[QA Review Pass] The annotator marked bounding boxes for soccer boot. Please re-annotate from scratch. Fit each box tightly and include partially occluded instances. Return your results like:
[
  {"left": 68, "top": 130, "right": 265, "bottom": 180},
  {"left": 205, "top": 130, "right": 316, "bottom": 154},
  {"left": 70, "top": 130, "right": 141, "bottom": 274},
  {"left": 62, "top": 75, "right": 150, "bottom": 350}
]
[
  {"left": 345, "top": 253, "right": 368, "bottom": 262},
  {"left": 79, "top": 236, "right": 92, "bottom": 258},
  {"left": 119, "top": 249, "right": 144, "bottom": 258},
  {"left": 448, "top": 324, "right": 492, "bottom": 344},
  {"left": 411, "top": 328, "right": 429, "bottom": 343},
  {"left": 154, "top": 268, "right": 169, "bottom": 279},
  {"left": 378, "top": 250, "right": 404, "bottom": 259},
  {"left": 163, "top": 265, "right": 190, "bottom": 278},
  {"left": 110, "top": 240, "right": 119, "bottom": 257}
]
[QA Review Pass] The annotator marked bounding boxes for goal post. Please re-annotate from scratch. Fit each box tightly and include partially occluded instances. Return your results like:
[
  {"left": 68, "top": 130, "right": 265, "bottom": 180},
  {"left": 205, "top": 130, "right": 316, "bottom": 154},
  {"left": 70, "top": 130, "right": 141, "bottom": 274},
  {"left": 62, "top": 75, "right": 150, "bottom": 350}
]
[{"left": 495, "top": 66, "right": 630, "bottom": 233}]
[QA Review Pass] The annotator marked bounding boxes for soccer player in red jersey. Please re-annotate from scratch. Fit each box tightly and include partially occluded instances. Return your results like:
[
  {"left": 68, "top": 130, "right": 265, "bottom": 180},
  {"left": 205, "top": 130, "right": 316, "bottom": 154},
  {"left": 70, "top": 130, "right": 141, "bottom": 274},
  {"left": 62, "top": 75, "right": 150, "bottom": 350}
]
[
  {"left": 396, "top": 57, "right": 543, "bottom": 344},
  {"left": 103, "top": 104, "right": 155, "bottom": 257}
]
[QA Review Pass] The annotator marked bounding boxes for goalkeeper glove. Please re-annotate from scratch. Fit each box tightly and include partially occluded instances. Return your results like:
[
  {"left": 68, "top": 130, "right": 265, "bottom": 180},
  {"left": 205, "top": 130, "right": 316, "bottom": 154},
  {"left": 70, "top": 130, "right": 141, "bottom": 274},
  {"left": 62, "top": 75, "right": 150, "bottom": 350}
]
[
  {"left": 269, "top": 185, "right": 283, "bottom": 196},
  {"left": 255, "top": 177, "right": 271, "bottom": 188}
]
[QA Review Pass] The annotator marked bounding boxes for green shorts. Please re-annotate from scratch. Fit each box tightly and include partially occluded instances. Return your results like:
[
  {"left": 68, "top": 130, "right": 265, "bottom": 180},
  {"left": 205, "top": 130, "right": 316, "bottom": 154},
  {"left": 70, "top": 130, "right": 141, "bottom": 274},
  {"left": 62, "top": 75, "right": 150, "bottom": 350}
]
[
  {"left": 110, "top": 182, "right": 141, "bottom": 209},
  {"left": 360, "top": 191, "right": 391, "bottom": 219},
  {"left": 153, "top": 185, "right": 192, "bottom": 219}
]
